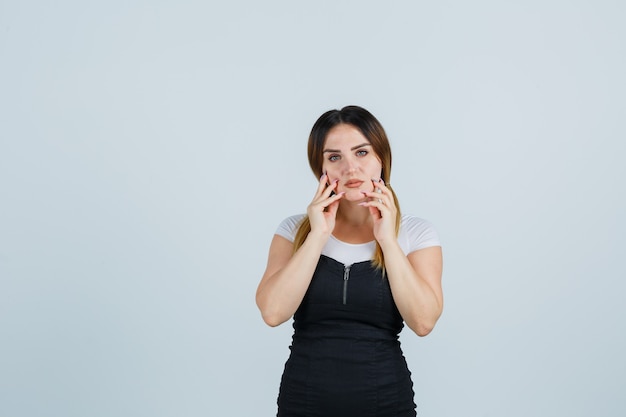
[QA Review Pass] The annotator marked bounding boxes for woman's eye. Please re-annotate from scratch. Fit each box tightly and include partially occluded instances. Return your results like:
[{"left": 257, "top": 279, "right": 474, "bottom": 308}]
[
  {"left": 356, "top": 150, "right": 368, "bottom": 156},
  {"left": 329, "top": 154, "right": 340, "bottom": 161}
]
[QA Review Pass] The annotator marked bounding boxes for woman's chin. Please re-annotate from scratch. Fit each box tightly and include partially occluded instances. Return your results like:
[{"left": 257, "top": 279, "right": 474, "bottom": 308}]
[{"left": 341, "top": 188, "right": 369, "bottom": 202}]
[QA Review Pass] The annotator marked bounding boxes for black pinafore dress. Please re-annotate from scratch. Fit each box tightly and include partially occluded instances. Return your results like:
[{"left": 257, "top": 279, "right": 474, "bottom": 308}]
[{"left": 277, "top": 255, "right": 416, "bottom": 417}]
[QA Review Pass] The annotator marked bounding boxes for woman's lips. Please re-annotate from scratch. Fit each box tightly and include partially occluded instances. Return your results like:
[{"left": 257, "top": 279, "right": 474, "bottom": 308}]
[{"left": 344, "top": 180, "right": 364, "bottom": 188}]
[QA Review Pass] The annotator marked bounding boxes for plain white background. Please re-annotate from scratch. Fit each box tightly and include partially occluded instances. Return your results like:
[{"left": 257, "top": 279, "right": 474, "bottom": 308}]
[{"left": 1, "top": 1, "right": 625, "bottom": 416}]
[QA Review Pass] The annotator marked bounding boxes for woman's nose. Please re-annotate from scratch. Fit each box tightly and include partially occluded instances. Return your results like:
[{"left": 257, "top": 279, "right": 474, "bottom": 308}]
[{"left": 343, "top": 156, "right": 358, "bottom": 173}]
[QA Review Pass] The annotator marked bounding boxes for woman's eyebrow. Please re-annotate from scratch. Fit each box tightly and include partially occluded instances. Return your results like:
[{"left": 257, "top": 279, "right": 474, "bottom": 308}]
[{"left": 323, "top": 143, "right": 371, "bottom": 153}]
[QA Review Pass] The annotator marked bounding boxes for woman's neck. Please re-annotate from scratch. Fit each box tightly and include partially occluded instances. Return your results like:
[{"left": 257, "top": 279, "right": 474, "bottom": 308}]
[
  {"left": 336, "top": 201, "right": 371, "bottom": 225},
  {"left": 332, "top": 202, "right": 375, "bottom": 243}
]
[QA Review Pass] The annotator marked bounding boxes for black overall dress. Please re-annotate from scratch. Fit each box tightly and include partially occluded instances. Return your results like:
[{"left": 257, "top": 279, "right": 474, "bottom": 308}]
[{"left": 277, "top": 255, "right": 416, "bottom": 417}]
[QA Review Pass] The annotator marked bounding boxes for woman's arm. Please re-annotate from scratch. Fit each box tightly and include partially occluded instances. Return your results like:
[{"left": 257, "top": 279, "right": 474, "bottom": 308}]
[
  {"left": 256, "top": 231, "right": 328, "bottom": 327},
  {"left": 360, "top": 179, "right": 443, "bottom": 336},
  {"left": 379, "top": 243, "right": 443, "bottom": 336},
  {"left": 256, "top": 173, "right": 344, "bottom": 327}
]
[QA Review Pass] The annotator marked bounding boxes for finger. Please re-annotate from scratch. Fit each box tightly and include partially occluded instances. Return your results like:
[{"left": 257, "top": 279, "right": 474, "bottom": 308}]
[
  {"left": 326, "top": 198, "right": 341, "bottom": 216},
  {"left": 361, "top": 190, "right": 391, "bottom": 207},
  {"left": 357, "top": 200, "right": 383, "bottom": 219},
  {"left": 314, "top": 188, "right": 343, "bottom": 213},
  {"left": 314, "top": 171, "right": 329, "bottom": 196},
  {"left": 312, "top": 177, "right": 337, "bottom": 205},
  {"left": 332, "top": 191, "right": 345, "bottom": 202},
  {"left": 322, "top": 190, "right": 344, "bottom": 208},
  {"left": 358, "top": 199, "right": 386, "bottom": 211},
  {"left": 371, "top": 178, "right": 391, "bottom": 196},
  {"left": 368, "top": 205, "right": 381, "bottom": 219},
  {"left": 367, "top": 180, "right": 395, "bottom": 208},
  {"left": 320, "top": 192, "right": 343, "bottom": 215},
  {"left": 321, "top": 179, "right": 339, "bottom": 199}
]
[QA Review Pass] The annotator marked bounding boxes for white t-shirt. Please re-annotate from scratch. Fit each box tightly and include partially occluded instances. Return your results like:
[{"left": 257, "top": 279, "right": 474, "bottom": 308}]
[{"left": 275, "top": 214, "right": 441, "bottom": 266}]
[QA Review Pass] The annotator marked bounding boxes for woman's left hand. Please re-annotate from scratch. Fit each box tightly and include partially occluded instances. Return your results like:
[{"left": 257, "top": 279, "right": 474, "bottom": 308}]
[{"left": 359, "top": 178, "right": 398, "bottom": 246}]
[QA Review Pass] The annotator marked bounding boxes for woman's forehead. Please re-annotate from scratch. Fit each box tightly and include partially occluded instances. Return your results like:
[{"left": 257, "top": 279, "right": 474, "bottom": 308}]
[{"left": 324, "top": 124, "right": 369, "bottom": 148}]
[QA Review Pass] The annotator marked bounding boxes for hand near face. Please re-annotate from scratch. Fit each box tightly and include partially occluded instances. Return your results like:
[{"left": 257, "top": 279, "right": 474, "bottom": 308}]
[
  {"left": 359, "top": 178, "right": 397, "bottom": 246},
  {"left": 307, "top": 172, "right": 345, "bottom": 238}
]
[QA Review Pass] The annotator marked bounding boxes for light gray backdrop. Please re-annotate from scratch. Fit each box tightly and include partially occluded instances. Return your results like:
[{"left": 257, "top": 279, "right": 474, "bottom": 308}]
[{"left": 1, "top": 1, "right": 624, "bottom": 416}]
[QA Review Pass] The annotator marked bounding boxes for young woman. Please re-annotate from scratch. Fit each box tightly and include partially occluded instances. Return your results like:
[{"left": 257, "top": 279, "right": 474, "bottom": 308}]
[{"left": 256, "top": 105, "right": 443, "bottom": 417}]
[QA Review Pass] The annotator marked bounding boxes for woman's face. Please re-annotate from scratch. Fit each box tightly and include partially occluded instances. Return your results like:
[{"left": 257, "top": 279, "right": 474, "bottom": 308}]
[{"left": 322, "top": 124, "right": 383, "bottom": 202}]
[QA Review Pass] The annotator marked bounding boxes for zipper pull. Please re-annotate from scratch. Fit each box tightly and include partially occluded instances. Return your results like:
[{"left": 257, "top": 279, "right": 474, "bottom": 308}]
[{"left": 342, "top": 265, "right": 351, "bottom": 305}]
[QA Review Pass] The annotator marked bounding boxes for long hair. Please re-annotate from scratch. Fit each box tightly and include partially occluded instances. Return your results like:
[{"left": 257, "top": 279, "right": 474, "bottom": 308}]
[{"left": 293, "top": 105, "right": 401, "bottom": 271}]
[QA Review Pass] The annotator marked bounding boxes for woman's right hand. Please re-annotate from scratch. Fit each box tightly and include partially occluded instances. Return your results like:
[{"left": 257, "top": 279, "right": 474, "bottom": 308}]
[{"left": 307, "top": 172, "right": 344, "bottom": 237}]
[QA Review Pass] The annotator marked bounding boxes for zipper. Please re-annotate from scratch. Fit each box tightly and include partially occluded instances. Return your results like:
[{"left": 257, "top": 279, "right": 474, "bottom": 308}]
[{"left": 342, "top": 265, "right": 351, "bottom": 305}]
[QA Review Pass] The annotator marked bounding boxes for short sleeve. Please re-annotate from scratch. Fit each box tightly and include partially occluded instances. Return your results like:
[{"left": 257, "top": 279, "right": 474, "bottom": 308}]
[
  {"left": 400, "top": 215, "right": 441, "bottom": 253},
  {"left": 275, "top": 214, "right": 306, "bottom": 242}
]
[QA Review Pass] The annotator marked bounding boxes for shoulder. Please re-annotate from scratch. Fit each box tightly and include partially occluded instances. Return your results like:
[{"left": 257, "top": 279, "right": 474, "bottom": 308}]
[
  {"left": 399, "top": 214, "right": 441, "bottom": 253},
  {"left": 400, "top": 214, "right": 438, "bottom": 235},
  {"left": 275, "top": 214, "right": 306, "bottom": 242}
]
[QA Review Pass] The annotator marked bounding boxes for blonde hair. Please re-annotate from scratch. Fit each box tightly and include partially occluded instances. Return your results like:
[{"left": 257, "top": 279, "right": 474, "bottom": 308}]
[{"left": 293, "top": 106, "right": 401, "bottom": 271}]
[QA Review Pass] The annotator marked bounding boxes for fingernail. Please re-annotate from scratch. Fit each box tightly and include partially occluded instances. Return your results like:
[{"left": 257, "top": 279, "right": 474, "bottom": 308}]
[
  {"left": 372, "top": 178, "right": 381, "bottom": 183},
  {"left": 333, "top": 179, "right": 339, "bottom": 183},
  {"left": 361, "top": 191, "right": 367, "bottom": 195},
  {"left": 320, "top": 171, "right": 326, "bottom": 179}
]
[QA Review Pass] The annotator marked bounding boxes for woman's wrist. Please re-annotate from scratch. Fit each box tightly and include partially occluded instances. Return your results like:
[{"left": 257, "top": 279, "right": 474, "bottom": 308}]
[
  {"left": 378, "top": 237, "right": 402, "bottom": 254},
  {"left": 303, "top": 229, "right": 330, "bottom": 250}
]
